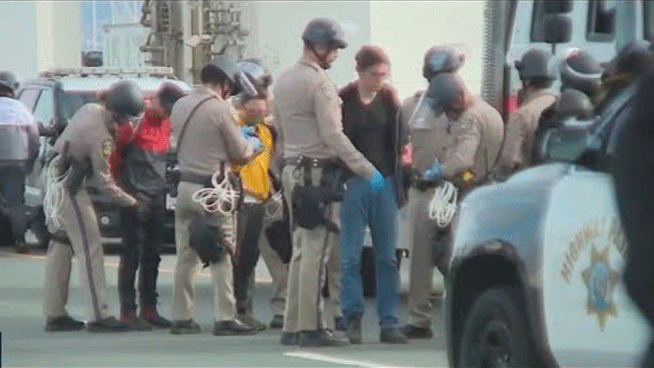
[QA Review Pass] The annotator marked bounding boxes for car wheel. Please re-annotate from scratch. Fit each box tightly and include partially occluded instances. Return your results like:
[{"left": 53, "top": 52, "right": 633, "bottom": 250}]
[
  {"left": 458, "top": 286, "right": 538, "bottom": 368},
  {"left": 29, "top": 209, "right": 51, "bottom": 250}
]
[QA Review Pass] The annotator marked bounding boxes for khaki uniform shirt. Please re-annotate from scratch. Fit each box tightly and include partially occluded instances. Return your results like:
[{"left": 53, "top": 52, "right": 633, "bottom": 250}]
[
  {"left": 441, "top": 97, "right": 504, "bottom": 183},
  {"left": 273, "top": 57, "right": 375, "bottom": 179},
  {"left": 400, "top": 92, "right": 453, "bottom": 172},
  {"left": 497, "top": 90, "right": 556, "bottom": 171},
  {"left": 53, "top": 103, "right": 137, "bottom": 207},
  {"left": 170, "top": 86, "right": 254, "bottom": 177}
]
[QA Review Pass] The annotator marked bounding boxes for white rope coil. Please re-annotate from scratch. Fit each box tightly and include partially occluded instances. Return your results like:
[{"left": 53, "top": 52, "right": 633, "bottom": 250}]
[
  {"left": 191, "top": 170, "right": 241, "bottom": 215},
  {"left": 191, "top": 169, "right": 242, "bottom": 252},
  {"left": 43, "top": 156, "right": 70, "bottom": 232},
  {"left": 428, "top": 181, "right": 458, "bottom": 228}
]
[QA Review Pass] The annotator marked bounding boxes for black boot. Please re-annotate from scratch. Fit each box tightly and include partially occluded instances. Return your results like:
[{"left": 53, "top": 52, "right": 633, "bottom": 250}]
[
  {"left": 170, "top": 319, "right": 201, "bottom": 335},
  {"left": 213, "top": 319, "right": 257, "bottom": 336},
  {"left": 298, "top": 330, "right": 349, "bottom": 347},
  {"left": 87, "top": 317, "right": 131, "bottom": 333},
  {"left": 45, "top": 315, "right": 85, "bottom": 332},
  {"left": 141, "top": 305, "right": 172, "bottom": 328}
]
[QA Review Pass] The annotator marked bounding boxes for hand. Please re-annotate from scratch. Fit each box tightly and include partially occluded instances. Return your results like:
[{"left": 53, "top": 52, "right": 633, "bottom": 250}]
[
  {"left": 246, "top": 136, "right": 262, "bottom": 152},
  {"left": 423, "top": 161, "right": 444, "bottom": 181},
  {"left": 241, "top": 125, "right": 256, "bottom": 137},
  {"left": 368, "top": 170, "right": 385, "bottom": 194}
]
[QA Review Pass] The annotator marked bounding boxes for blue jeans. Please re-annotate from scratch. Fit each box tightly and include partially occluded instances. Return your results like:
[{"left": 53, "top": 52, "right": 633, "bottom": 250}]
[{"left": 340, "top": 176, "right": 400, "bottom": 327}]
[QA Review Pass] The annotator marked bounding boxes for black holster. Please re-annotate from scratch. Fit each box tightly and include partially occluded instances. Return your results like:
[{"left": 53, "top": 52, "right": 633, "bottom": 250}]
[
  {"left": 56, "top": 141, "right": 91, "bottom": 197},
  {"left": 188, "top": 214, "right": 227, "bottom": 268},
  {"left": 288, "top": 157, "right": 344, "bottom": 233}
]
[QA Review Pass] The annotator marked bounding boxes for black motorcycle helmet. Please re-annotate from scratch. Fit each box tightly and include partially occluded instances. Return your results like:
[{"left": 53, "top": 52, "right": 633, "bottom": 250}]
[
  {"left": 559, "top": 49, "right": 604, "bottom": 98},
  {"left": 515, "top": 48, "right": 555, "bottom": 81},
  {"left": 105, "top": 80, "right": 145, "bottom": 120},
  {"left": 0, "top": 71, "right": 19, "bottom": 96},
  {"left": 422, "top": 46, "right": 465, "bottom": 81},
  {"left": 302, "top": 18, "right": 348, "bottom": 49}
]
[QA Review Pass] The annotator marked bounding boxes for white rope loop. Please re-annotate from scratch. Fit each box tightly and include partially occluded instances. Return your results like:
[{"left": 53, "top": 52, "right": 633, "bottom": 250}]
[
  {"left": 428, "top": 181, "right": 458, "bottom": 228},
  {"left": 43, "top": 155, "right": 70, "bottom": 231},
  {"left": 191, "top": 170, "right": 241, "bottom": 215}
]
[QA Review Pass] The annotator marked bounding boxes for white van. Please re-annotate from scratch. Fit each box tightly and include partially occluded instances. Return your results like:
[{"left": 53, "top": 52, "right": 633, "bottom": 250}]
[{"left": 483, "top": 0, "right": 654, "bottom": 120}]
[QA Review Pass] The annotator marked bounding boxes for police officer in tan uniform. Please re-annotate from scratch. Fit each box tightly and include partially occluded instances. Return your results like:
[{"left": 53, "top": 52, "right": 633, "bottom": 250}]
[
  {"left": 495, "top": 49, "right": 557, "bottom": 177},
  {"left": 400, "top": 46, "right": 463, "bottom": 339},
  {"left": 169, "top": 55, "right": 260, "bottom": 336},
  {"left": 273, "top": 18, "right": 386, "bottom": 347},
  {"left": 422, "top": 73, "right": 504, "bottom": 188},
  {"left": 43, "top": 80, "right": 144, "bottom": 332}
]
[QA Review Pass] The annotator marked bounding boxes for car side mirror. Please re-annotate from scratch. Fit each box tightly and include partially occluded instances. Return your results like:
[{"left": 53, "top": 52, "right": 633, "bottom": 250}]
[
  {"left": 544, "top": 0, "right": 573, "bottom": 14},
  {"left": 544, "top": 14, "right": 572, "bottom": 45}
]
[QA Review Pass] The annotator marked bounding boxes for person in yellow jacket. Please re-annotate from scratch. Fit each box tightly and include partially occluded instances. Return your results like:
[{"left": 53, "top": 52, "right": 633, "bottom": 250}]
[{"left": 230, "top": 59, "right": 291, "bottom": 331}]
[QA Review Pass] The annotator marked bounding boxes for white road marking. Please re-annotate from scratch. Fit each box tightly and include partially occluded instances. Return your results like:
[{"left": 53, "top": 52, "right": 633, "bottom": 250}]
[{"left": 284, "top": 351, "right": 410, "bottom": 368}]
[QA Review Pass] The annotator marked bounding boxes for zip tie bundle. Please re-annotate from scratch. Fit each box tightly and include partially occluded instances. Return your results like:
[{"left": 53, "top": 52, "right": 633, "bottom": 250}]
[
  {"left": 428, "top": 181, "right": 458, "bottom": 228},
  {"left": 191, "top": 170, "right": 241, "bottom": 215},
  {"left": 43, "top": 156, "right": 70, "bottom": 231},
  {"left": 264, "top": 190, "right": 283, "bottom": 221}
]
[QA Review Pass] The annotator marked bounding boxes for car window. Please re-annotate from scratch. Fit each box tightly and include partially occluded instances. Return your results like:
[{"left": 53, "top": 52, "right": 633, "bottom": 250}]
[
  {"left": 530, "top": 0, "right": 571, "bottom": 42},
  {"left": 62, "top": 91, "right": 97, "bottom": 120},
  {"left": 586, "top": 0, "right": 617, "bottom": 42},
  {"left": 645, "top": 0, "right": 654, "bottom": 39},
  {"left": 17, "top": 88, "right": 41, "bottom": 111},
  {"left": 33, "top": 89, "right": 54, "bottom": 125}
]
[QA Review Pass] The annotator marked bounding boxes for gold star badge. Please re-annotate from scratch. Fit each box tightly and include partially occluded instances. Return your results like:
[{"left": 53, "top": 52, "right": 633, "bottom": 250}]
[{"left": 581, "top": 245, "right": 620, "bottom": 330}]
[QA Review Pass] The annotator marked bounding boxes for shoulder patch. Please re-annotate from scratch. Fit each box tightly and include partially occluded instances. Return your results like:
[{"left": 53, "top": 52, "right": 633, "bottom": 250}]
[
  {"left": 319, "top": 80, "right": 339, "bottom": 101},
  {"left": 102, "top": 139, "right": 115, "bottom": 159}
]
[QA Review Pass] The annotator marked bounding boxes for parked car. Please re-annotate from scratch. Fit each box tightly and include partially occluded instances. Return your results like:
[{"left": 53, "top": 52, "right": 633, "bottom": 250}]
[{"left": 15, "top": 67, "right": 190, "bottom": 249}]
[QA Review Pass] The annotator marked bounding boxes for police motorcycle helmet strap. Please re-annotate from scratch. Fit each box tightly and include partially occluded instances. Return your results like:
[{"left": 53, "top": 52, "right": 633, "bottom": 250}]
[
  {"left": 422, "top": 46, "right": 466, "bottom": 80},
  {"left": 302, "top": 17, "right": 348, "bottom": 49},
  {"left": 105, "top": 80, "right": 145, "bottom": 120}
]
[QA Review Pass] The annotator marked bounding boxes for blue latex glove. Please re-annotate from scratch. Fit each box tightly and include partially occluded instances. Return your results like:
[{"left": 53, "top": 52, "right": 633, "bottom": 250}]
[
  {"left": 246, "top": 136, "right": 262, "bottom": 151},
  {"left": 423, "top": 161, "right": 444, "bottom": 181},
  {"left": 368, "top": 170, "right": 385, "bottom": 194},
  {"left": 241, "top": 125, "right": 256, "bottom": 137}
]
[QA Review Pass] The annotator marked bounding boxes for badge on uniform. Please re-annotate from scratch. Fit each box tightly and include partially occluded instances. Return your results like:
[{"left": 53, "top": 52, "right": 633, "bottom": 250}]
[{"left": 102, "top": 139, "right": 115, "bottom": 159}]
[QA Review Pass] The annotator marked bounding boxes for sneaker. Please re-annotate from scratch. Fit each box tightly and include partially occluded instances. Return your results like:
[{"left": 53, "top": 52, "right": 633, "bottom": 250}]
[
  {"left": 238, "top": 313, "right": 267, "bottom": 331},
  {"left": 334, "top": 316, "right": 347, "bottom": 331},
  {"left": 121, "top": 312, "right": 153, "bottom": 331},
  {"left": 298, "top": 330, "right": 349, "bottom": 347},
  {"left": 45, "top": 315, "right": 85, "bottom": 332},
  {"left": 140, "top": 307, "right": 172, "bottom": 328},
  {"left": 346, "top": 318, "right": 362, "bottom": 344},
  {"left": 280, "top": 332, "right": 299, "bottom": 346},
  {"left": 269, "top": 315, "right": 284, "bottom": 329},
  {"left": 87, "top": 317, "right": 131, "bottom": 333},
  {"left": 380, "top": 327, "right": 409, "bottom": 344},
  {"left": 170, "top": 319, "right": 202, "bottom": 335},
  {"left": 401, "top": 324, "right": 433, "bottom": 339},
  {"left": 213, "top": 319, "right": 257, "bottom": 336}
]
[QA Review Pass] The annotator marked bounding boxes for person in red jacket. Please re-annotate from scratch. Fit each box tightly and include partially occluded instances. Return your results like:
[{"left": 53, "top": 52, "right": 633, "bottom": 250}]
[{"left": 110, "top": 83, "right": 185, "bottom": 330}]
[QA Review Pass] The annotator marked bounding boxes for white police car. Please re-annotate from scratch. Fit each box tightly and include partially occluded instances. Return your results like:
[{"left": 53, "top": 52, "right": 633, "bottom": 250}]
[{"left": 445, "top": 82, "right": 649, "bottom": 366}]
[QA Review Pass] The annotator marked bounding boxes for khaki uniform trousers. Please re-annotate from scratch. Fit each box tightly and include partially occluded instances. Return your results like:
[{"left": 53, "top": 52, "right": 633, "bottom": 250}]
[
  {"left": 43, "top": 189, "right": 111, "bottom": 322},
  {"left": 281, "top": 164, "right": 341, "bottom": 332},
  {"left": 406, "top": 187, "right": 451, "bottom": 328},
  {"left": 171, "top": 181, "right": 236, "bottom": 322}
]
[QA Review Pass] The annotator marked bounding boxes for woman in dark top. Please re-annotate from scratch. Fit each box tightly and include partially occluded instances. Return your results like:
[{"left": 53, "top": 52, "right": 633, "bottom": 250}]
[{"left": 339, "top": 45, "right": 409, "bottom": 344}]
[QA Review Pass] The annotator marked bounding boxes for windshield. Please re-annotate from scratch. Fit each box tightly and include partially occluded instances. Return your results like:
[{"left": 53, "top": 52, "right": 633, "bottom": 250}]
[{"left": 62, "top": 91, "right": 97, "bottom": 120}]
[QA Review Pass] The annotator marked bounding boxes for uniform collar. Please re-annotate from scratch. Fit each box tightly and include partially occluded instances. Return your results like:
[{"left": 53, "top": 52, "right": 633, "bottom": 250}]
[
  {"left": 298, "top": 56, "right": 321, "bottom": 71},
  {"left": 523, "top": 89, "right": 555, "bottom": 105}
]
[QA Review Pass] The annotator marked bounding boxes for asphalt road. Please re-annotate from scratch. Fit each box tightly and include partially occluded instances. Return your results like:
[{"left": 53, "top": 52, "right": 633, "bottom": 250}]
[{"left": 0, "top": 247, "right": 449, "bottom": 368}]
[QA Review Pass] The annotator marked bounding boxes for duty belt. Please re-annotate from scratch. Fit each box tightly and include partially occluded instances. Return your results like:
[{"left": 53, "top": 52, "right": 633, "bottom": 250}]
[
  {"left": 282, "top": 156, "right": 340, "bottom": 168},
  {"left": 180, "top": 162, "right": 227, "bottom": 186}
]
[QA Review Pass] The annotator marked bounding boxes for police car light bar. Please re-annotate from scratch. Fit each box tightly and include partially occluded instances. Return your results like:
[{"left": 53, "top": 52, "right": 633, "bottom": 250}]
[{"left": 39, "top": 67, "right": 176, "bottom": 78}]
